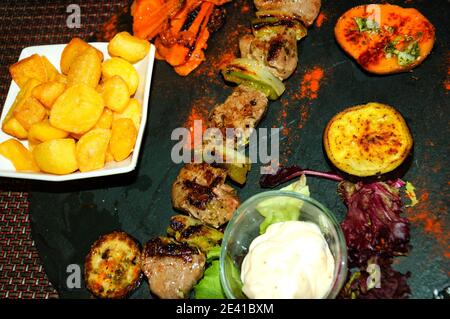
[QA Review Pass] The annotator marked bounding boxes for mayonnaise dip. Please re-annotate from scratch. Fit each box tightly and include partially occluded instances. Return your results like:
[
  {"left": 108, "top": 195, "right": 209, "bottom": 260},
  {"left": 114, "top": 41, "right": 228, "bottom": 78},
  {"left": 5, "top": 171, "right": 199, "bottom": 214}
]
[{"left": 241, "top": 221, "right": 335, "bottom": 299}]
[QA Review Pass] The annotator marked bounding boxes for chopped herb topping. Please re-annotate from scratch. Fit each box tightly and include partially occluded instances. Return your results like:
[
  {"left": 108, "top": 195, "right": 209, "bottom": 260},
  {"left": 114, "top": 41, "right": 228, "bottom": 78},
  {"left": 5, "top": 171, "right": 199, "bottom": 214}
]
[
  {"left": 384, "top": 36, "right": 420, "bottom": 66},
  {"left": 354, "top": 17, "right": 379, "bottom": 33}
]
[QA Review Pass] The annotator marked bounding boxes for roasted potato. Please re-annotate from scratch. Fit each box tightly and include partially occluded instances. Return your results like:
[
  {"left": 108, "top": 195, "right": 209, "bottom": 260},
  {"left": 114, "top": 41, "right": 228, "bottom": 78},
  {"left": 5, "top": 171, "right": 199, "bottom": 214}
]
[
  {"left": 60, "top": 37, "right": 104, "bottom": 75},
  {"left": 108, "top": 31, "right": 150, "bottom": 63},
  {"left": 323, "top": 102, "right": 413, "bottom": 177},
  {"left": 28, "top": 120, "right": 69, "bottom": 144},
  {"left": 76, "top": 128, "right": 111, "bottom": 172},
  {"left": 32, "top": 81, "right": 66, "bottom": 109},
  {"left": 13, "top": 97, "right": 47, "bottom": 130},
  {"left": 95, "top": 108, "right": 113, "bottom": 130},
  {"left": 41, "top": 56, "right": 60, "bottom": 82},
  {"left": 0, "top": 139, "right": 39, "bottom": 172},
  {"left": 67, "top": 47, "right": 102, "bottom": 88},
  {"left": 98, "top": 75, "right": 130, "bottom": 112},
  {"left": 2, "top": 78, "right": 42, "bottom": 138},
  {"left": 335, "top": 4, "right": 435, "bottom": 74},
  {"left": 2, "top": 118, "right": 28, "bottom": 139},
  {"left": 50, "top": 84, "right": 104, "bottom": 134},
  {"left": 32, "top": 138, "right": 78, "bottom": 174},
  {"left": 84, "top": 231, "right": 142, "bottom": 299},
  {"left": 113, "top": 98, "right": 142, "bottom": 129},
  {"left": 109, "top": 118, "right": 137, "bottom": 161},
  {"left": 9, "top": 54, "right": 47, "bottom": 88},
  {"left": 102, "top": 57, "right": 139, "bottom": 95}
]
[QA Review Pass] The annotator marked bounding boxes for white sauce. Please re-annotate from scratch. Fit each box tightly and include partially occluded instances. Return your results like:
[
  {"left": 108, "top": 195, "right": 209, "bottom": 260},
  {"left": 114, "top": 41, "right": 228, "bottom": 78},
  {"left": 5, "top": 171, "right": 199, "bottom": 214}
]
[{"left": 241, "top": 221, "right": 335, "bottom": 299}]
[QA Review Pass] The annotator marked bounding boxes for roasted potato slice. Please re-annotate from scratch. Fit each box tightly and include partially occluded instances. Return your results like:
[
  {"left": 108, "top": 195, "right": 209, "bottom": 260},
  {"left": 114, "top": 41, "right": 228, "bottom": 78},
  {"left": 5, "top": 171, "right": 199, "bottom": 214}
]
[
  {"left": 108, "top": 31, "right": 150, "bottom": 63},
  {"left": 102, "top": 57, "right": 139, "bottom": 95},
  {"left": 76, "top": 129, "right": 111, "bottom": 172},
  {"left": 32, "top": 138, "right": 78, "bottom": 174},
  {"left": 9, "top": 54, "right": 47, "bottom": 88},
  {"left": 323, "top": 102, "right": 413, "bottom": 177},
  {"left": 113, "top": 98, "right": 142, "bottom": 130},
  {"left": 28, "top": 120, "right": 69, "bottom": 144},
  {"left": 32, "top": 81, "right": 66, "bottom": 109},
  {"left": 0, "top": 139, "right": 39, "bottom": 172},
  {"left": 109, "top": 118, "right": 137, "bottom": 161},
  {"left": 60, "top": 37, "right": 104, "bottom": 75},
  {"left": 84, "top": 231, "right": 142, "bottom": 299},
  {"left": 98, "top": 75, "right": 130, "bottom": 112},
  {"left": 67, "top": 47, "right": 102, "bottom": 88},
  {"left": 50, "top": 84, "right": 104, "bottom": 134}
]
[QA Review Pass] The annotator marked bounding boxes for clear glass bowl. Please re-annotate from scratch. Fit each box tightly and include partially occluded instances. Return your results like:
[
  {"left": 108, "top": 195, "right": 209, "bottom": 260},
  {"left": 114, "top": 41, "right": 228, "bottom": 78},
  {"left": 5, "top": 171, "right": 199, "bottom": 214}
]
[{"left": 219, "top": 191, "right": 348, "bottom": 299}]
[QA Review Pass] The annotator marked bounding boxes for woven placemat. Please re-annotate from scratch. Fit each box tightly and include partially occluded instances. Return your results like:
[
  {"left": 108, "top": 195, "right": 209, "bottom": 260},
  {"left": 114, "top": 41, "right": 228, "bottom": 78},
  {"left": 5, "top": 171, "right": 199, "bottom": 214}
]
[{"left": 0, "top": 0, "right": 128, "bottom": 299}]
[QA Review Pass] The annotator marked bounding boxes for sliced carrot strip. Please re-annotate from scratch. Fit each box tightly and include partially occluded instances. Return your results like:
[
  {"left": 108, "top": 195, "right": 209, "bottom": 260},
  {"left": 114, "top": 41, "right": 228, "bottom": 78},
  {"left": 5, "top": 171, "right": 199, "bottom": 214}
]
[{"left": 133, "top": 0, "right": 183, "bottom": 40}]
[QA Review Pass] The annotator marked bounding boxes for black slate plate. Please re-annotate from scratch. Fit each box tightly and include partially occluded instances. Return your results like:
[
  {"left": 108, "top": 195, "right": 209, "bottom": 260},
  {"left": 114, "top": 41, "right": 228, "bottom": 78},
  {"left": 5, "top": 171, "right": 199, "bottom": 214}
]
[{"left": 29, "top": 0, "right": 449, "bottom": 298}]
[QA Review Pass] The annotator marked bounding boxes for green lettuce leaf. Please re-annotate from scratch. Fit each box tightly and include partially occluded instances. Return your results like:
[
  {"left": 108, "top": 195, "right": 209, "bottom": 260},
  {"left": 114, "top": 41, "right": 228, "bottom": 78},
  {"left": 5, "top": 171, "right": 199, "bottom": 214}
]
[
  {"left": 193, "top": 245, "right": 226, "bottom": 299},
  {"left": 257, "top": 174, "right": 310, "bottom": 234}
]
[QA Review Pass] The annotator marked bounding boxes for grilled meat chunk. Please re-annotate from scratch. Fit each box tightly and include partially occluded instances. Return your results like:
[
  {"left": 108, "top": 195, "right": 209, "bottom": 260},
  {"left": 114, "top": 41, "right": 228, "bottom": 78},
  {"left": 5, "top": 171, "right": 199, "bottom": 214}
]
[
  {"left": 254, "top": 0, "right": 321, "bottom": 27},
  {"left": 239, "top": 29, "right": 298, "bottom": 80},
  {"left": 172, "top": 163, "right": 240, "bottom": 228},
  {"left": 208, "top": 85, "right": 268, "bottom": 143},
  {"left": 141, "top": 237, "right": 206, "bottom": 299},
  {"left": 167, "top": 215, "right": 223, "bottom": 253}
]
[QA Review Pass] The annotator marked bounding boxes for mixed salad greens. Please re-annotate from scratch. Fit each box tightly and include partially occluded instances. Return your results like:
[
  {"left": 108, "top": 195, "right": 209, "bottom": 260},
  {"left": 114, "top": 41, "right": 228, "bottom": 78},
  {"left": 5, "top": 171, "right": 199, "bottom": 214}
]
[{"left": 260, "top": 165, "right": 413, "bottom": 299}]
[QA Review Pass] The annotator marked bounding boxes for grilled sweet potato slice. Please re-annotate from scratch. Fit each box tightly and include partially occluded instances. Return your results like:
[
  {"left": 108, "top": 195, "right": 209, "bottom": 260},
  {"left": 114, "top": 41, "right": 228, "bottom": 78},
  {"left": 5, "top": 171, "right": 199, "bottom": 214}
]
[
  {"left": 323, "top": 102, "right": 413, "bottom": 177},
  {"left": 335, "top": 4, "right": 435, "bottom": 74},
  {"left": 84, "top": 231, "right": 142, "bottom": 299}
]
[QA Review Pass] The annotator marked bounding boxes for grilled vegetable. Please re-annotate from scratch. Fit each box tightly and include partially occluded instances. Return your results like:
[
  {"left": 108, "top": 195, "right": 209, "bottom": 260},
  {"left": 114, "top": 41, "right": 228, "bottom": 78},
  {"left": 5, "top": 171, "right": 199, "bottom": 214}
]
[
  {"left": 84, "top": 231, "right": 142, "bottom": 299},
  {"left": 335, "top": 4, "right": 435, "bottom": 74},
  {"left": 221, "top": 58, "right": 285, "bottom": 100},
  {"left": 252, "top": 15, "right": 307, "bottom": 41},
  {"left": 132, "top": 0, "right": 184, "bottom": 40},
  {"left": 323, "top": 102, "right": 413, "bottom": 177},
  {"left": 167, "top": 215, "right": 223, "bottom": 253}
]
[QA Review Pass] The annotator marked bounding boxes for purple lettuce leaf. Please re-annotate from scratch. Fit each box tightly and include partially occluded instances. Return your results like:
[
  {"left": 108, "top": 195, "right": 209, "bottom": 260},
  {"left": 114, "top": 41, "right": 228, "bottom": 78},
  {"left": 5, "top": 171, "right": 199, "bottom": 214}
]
[
  {"left": 338, "top": 180, "right": 410, "bottom": 268},
  {"left": 339, "top": 256, "right": 411, "bottom": 299}
]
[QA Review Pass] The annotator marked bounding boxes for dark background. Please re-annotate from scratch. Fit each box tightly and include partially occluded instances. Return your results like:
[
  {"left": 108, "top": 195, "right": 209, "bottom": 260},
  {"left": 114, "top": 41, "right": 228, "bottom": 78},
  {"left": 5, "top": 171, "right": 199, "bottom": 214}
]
[{"left": 1, "top": 0, "right": 447, "bottom": 298}]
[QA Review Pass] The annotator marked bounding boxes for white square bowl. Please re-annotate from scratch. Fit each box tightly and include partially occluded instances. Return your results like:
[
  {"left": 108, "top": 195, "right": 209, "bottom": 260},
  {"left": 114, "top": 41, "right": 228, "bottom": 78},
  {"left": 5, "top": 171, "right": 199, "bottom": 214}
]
[{"left": 0, "top": 42, "right": 155, "bottom": 181}]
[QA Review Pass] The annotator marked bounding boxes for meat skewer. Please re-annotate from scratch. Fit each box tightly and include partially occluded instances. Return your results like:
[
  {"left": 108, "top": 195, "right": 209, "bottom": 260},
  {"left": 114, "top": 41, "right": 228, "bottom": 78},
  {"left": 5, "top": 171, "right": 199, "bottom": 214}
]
[{"left": 142, "top": 0, "right": 322, "bottom": 299}]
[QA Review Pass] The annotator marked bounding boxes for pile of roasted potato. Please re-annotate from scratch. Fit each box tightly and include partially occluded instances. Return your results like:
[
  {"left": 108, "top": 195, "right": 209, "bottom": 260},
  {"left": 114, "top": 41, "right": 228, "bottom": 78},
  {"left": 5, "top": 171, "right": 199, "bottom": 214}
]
[{"left": 0, "top": 32, "right": 150, "bottom": 174}]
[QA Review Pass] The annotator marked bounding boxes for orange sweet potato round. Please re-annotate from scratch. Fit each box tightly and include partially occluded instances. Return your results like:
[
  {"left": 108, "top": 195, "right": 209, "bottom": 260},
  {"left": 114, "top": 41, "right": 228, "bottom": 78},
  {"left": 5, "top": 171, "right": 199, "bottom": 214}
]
[{"left": 335, "top": 4, "right": 435, "bottom": 74}]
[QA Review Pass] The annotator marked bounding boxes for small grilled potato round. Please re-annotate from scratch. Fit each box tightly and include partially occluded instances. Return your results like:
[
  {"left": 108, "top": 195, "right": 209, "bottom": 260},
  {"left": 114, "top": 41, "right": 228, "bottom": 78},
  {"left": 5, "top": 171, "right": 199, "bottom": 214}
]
[
  {"left": 84, "top": 231, "right": 142, "bottom": 299},
  {"left": 323, "top": 102, "right": 413, "bottom": 177}
]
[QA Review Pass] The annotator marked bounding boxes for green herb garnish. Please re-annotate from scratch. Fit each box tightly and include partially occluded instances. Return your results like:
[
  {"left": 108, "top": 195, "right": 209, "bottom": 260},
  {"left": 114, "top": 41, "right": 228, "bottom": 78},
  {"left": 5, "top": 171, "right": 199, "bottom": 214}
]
[
  {"left": 384, "top": 36, "right": 420, "bottom": 66},
  {"left": 354, "top": 17, "right": 379, "bottom": 33}
]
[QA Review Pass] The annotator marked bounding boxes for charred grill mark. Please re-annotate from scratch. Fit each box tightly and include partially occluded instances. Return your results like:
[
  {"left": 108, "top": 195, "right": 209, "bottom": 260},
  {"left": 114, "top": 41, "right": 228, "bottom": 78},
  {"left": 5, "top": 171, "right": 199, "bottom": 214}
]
[
  {"left": 144, "top": 237, "right": 198, "bottom": 262},
  {"left": 180, "top": 224, "right": 204, "bottom": 239},
  {"left": 267, "top": 37, "right": 284, "bottom": 62},
  {"left": 181, "top": 6, "right": 201, "bottom": 31},
  {"left": 184, "top": 180, "right": 215, "bottom": 209}
]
